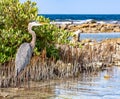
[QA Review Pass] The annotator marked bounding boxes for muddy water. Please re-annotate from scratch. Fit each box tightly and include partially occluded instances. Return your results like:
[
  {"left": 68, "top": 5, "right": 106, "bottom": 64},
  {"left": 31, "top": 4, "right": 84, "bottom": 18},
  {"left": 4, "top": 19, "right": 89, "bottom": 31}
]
[{"left": 0, "top": 66, "right": 120, "bottom": 99}]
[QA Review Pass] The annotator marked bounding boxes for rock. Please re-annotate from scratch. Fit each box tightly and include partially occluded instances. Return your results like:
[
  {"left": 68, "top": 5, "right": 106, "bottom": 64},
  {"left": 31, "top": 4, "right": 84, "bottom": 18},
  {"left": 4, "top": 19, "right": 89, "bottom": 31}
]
[
  {"left": 89, "top": 23, "right": 98, "bottom": 27},
  {"left": 69, "top": 26, "right": 79, "bottom": 32},
  {"left": 112, "top": 54, "right": 120, "bottom": 60},
  {"left": 80, "top": 24, "right": 89, "bottom": 28},
  {"left": 82, "top": 28, "right": 89, "bottom": 33},
  {"left": 104, "top": 74, "right": 111, "bottom": 79},
  {"left": 97, "top": 21, "right": 106, "bottom": 24},
  {"left": 114, "top": 61, "right": 120, "bottom": 66},
  {"left": 86, "top": 19, "right": 96, "bottom": 24},
  {"left": 56, "top": 24, "right": 61, "bottom": 28},
  {"left": 0, "top": 92, "right": 9, "bottom": 98},
  {"left": 91, "top": 28, "right": 98, "bottom": 32},
  {"left": 101, "top": 27, "right": 107, "bottom": 32},
  {"left": 55, "top": 21, "right": 120, "bottom": 33},
  {"left": 81, "top": 39, "right": 92, "bottom": 45},
  {"left": 67, "top": 24, "right": 75, "bottom": 30},
  {"left": 113, "top": 27, "right": 120, "bottom": 32},
  {"left": 60, "top": 24, "right": 68, "bottom": 30},
  {"left": 107, "top": 24, "right": 114, "bottom": 28}
]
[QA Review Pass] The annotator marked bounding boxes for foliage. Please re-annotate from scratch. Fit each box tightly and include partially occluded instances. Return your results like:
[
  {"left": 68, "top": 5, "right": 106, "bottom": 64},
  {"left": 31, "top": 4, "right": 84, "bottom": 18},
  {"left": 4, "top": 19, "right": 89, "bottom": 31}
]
[{"left": 0, "top": 0, "right": 72, "bottom": 63}]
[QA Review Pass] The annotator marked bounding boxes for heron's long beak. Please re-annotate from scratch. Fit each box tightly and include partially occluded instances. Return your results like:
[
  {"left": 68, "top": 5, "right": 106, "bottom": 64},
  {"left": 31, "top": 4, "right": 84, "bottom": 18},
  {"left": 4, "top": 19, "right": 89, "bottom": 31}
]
[{"left": 41, "top": 22, "right": 49, "bottom": 25}]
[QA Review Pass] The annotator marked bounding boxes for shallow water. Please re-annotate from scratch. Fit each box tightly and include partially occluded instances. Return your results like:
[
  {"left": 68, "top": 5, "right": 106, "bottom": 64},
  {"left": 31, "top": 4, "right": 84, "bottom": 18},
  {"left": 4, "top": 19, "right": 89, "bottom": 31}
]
[
  {"left": 80, "top": 33, "right": 120, "bottom": 41},
  {"left": 1, "top": 66, "right": 120, "bottom": 99}
]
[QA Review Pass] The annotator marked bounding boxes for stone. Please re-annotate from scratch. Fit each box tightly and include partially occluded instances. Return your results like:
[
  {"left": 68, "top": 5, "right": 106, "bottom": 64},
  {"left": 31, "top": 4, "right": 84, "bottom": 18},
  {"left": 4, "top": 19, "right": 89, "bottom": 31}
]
[
  {"left": 55, "top": 21, "right": 120, "bottom": 33},
  {"left": 89, "top": 23, "right": 98, "bottom": 27},
  {"left": 80, "top": 24, "right": 89, "bottom": 28},
  {"left": 91, "top": 28, "right": 98, "bottom": 32},
  {"left": 67, "top": 24, "right": 75, "bottom": 29},
  {"left": 81, "top": 39, "right": 92, "bottom": 45},
  {"left": 113, "top": 27, "right": 120, "bottom": 32},
  {"left": 0, "top": 92, "right": 9, "bottom": 98},
  {"left": 104, "top": 74, "right": 111, "bottom": 79},
  {"left": 60, "top": 24, "right": 68, "bottom": 30},
  {"left": 86, "top": 19, "right": 96, "bottom": 24},
  {"left": 101, "top": 27, "right": 107, "bottom": 32}
]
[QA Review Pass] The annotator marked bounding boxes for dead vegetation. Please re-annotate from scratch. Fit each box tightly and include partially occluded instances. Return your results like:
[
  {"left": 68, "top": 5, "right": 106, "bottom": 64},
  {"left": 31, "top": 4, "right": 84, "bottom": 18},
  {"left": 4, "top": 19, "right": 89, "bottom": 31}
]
[{"left": 0, "top": 39, "right": 120, "bottom": 87}]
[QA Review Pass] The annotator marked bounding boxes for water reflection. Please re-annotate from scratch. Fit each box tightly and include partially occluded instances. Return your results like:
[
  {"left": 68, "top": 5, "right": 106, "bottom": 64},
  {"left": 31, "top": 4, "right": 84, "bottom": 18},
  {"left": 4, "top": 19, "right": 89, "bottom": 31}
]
[
  {"left": 80, "top": 33, "right": 120, "bottom": 41},
  {"left": 1, "top": 66, "right": 120, "bottom": 99},
  {"left": 51, "top": 66, "right": 120, "bottom": 99}
]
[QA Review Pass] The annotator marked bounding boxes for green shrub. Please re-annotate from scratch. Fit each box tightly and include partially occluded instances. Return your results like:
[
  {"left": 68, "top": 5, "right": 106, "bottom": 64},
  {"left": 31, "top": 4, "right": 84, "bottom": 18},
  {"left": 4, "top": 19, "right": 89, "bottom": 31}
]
[{"left": 0, "top": 0, "right": 72, "bottom": 63}]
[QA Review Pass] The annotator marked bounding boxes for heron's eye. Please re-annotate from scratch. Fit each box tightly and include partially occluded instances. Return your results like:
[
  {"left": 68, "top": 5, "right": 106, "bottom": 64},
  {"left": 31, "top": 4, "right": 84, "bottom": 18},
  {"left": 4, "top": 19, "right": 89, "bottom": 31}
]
[{"left": 36, "top": 22, "right": 39, "bottom": 24}]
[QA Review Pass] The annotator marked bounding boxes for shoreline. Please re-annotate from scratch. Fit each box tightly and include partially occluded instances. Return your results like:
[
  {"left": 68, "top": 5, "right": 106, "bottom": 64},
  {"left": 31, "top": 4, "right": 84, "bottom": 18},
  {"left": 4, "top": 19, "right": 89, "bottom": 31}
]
[{"left": 51, "top": 21, "right": 120, "bottom": 33}]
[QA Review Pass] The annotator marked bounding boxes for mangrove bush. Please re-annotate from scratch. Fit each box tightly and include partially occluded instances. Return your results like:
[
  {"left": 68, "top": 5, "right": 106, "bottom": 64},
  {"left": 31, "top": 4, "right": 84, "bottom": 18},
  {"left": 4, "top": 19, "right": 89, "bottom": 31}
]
[{"left": 0, "top": 0, "right": 72, "bottom": 63}]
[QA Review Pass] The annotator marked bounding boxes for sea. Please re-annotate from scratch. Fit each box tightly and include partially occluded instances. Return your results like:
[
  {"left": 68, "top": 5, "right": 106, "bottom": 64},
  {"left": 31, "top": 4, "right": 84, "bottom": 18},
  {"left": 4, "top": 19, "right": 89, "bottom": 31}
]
[
  {"left": 40, "top": 14, "right": 120, "bottom": 41},
  {"left": 40, "top": 14, "right": 120, "bottom": 24}
]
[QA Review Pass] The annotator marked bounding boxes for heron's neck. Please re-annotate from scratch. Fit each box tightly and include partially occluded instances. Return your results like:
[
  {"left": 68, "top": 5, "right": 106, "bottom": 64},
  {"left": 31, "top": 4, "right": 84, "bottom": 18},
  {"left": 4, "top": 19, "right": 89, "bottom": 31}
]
[{"left": 28, "top": 26, "right": 36, "bottom": 49}]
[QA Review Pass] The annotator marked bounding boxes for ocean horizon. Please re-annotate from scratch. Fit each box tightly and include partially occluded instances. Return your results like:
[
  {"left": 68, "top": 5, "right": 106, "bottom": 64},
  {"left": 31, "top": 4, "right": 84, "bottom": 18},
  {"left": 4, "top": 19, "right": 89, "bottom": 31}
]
[
  {"left": 39, "top": 14, "right": 120, "bottom": 24},
  {"left": 40, "top": 14, "right": 120, "bottom": 19}
]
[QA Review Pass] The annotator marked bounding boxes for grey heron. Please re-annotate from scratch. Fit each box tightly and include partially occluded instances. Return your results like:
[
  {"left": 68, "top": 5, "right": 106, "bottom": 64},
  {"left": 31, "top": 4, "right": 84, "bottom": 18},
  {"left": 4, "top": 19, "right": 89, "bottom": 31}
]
[{"left": 15, "top": 21, "right": 44, "bottom": 78}]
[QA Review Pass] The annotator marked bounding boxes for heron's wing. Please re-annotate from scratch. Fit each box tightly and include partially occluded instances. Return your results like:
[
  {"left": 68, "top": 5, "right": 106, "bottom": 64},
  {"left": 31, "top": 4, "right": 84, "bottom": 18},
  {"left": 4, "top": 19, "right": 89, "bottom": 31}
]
[{"left": 15, "top": 43, "right": 32, "bottom": 75}]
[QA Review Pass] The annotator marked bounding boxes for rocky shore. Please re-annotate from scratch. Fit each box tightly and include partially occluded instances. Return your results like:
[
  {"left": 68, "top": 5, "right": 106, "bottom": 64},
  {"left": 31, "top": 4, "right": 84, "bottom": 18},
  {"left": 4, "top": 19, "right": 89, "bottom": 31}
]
[{"left": 55, "top": 22, "right": 120, "bottom": 33}]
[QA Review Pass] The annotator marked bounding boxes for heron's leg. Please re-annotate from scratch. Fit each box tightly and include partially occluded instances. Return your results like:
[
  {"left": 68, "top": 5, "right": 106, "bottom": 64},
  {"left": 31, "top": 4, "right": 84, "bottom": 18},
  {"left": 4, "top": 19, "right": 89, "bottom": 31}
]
[
  {"left": 24, "top": 71, "right": 27, "bottom": 87},
  {"left": 26, "top": 68, "right": 28, "bottom": 86},
  {"left": 15, "top": 76, "right": 21, "bottom": 88},
  {"left": 24, "top": 68, "right": 30, "bottom": 88},
  {"left": 25, "top": 71, "right": 28, "bottom": 87},
  {"left": 15, "top": 69, "right": 19, "bottom": 87},
  {"left": 14, "top": 77, "right": 18, "bottom": 87},
  {"left": 23, "top": 72, "right": 26, "bottom": 87},
  {"left": 19, "top": 76, "right": 22, "bottom": 88},
  {"left": 27, "top": 68, "right": 30, "bottom": 88},
  {"left": 16, "top": 78, "right": 19, "bottom": 87},
  {"left": 11, "top": 76, "right": 14, "bottom": 87}
]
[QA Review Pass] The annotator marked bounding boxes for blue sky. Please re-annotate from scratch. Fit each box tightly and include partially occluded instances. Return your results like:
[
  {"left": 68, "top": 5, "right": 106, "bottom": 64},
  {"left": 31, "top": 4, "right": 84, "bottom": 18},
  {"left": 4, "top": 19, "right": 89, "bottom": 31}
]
[{"left": 20, "top": 0, "right": 120, "bottom": 14}]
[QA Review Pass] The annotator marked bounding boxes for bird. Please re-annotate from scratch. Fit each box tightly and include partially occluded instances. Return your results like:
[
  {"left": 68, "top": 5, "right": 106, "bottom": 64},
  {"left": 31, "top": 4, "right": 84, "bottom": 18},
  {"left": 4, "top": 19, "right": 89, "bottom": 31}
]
[
  {"left": 70, "top": 30, "right": 81, "bottom": 43},
  {"left": 73, "top": 29, "right": 81, "bottom": 37},
  {"left": 15, "top": 21, "right": 43, "bottom": 78}
]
